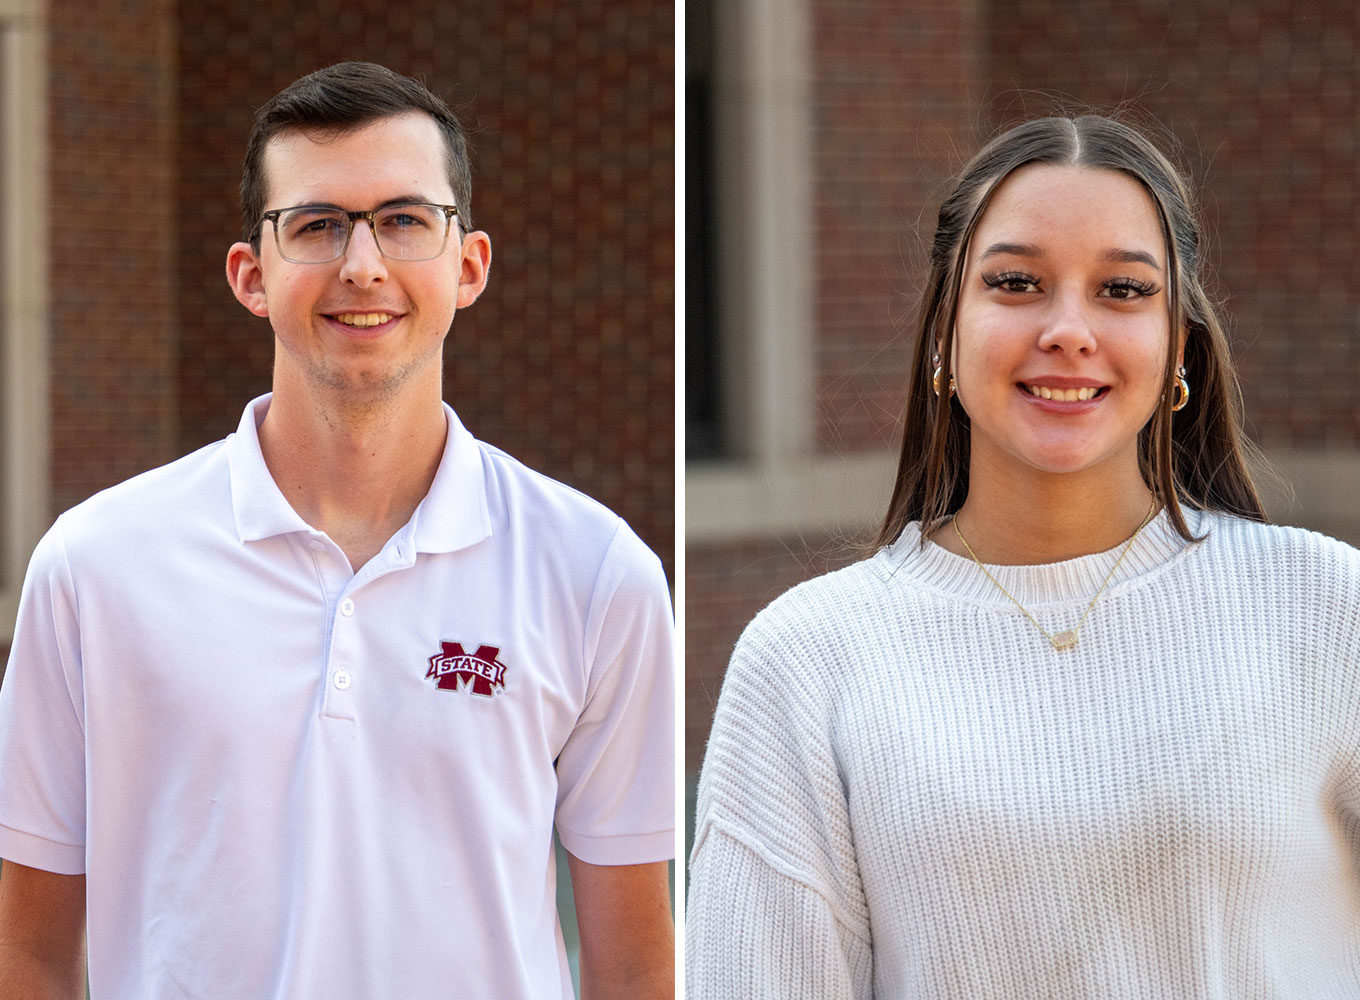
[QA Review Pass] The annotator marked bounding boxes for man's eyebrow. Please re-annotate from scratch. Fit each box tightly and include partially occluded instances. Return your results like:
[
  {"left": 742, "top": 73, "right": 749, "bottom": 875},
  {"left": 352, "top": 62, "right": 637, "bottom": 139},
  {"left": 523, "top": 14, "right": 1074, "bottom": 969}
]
[
  {"left": 284, "top": 196, "right": 437, "bottom": 211},
  {"left": 375, "top": 195, "right": 438, "bottom": 209}
]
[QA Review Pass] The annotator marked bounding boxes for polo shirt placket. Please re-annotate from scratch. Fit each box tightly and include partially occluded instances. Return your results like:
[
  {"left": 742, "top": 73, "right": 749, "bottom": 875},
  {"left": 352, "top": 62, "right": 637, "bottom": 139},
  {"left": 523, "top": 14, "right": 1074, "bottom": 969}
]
[{"left": 317, "top": 540, "right": 354, "bottom": 716}]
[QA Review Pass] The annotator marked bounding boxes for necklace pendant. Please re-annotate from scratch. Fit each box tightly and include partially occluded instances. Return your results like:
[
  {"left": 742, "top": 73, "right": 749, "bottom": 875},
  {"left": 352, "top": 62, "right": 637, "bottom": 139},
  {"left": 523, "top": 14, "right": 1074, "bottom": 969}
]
[{"left": 1050, "top": 630, "right": 1078, "bottom": 651}]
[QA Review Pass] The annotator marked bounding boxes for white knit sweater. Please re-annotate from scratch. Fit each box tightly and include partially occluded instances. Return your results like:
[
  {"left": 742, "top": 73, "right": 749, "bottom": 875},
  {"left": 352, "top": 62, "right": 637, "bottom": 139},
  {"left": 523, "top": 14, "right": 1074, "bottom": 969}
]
[{"left": 687, "top": 510, "right": 1360, "bottom": 998}]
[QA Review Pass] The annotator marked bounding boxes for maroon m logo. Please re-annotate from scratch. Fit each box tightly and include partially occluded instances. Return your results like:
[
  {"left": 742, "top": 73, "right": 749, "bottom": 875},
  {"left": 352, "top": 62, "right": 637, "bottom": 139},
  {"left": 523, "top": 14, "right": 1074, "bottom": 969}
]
[{"left": 425, "top": 642, "right": 507, "bottom": 697}]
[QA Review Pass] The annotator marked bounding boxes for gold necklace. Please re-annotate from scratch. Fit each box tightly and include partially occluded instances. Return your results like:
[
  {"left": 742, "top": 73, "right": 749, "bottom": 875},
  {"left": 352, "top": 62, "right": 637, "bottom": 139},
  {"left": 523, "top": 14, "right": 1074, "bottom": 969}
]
[{"left": 951, "top": 496, "right": 1158, "bottom": 651}]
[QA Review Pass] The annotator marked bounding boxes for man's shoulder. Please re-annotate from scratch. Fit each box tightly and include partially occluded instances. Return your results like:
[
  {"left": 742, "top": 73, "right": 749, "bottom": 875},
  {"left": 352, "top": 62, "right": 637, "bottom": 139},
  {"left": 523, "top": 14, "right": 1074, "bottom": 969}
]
[
  {"left": 473, "top": 438, "right": 625, "bottom": 541},
  {"left": 465, "top": 436, "right": 667, "bottom": 593}
]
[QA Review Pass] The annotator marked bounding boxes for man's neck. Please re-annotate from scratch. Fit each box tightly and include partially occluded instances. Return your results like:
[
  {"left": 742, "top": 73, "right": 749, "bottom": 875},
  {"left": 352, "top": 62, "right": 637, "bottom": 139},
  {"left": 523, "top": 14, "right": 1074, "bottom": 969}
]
[{"left": 257, "top": 383, "right": 448, "bottom": 572}]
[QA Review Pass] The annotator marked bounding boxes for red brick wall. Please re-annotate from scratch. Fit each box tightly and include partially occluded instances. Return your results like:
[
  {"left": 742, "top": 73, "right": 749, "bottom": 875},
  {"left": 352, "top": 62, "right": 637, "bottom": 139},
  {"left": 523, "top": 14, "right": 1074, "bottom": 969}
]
[
  {"left": 175, "top": 0, "right": 676, "bottom": 576},
  {"left": 813, "top": 0, "right": 980, "bottom": 454},
  {"left": 48, "top": 0, "right": 178, "bottom": 514}
]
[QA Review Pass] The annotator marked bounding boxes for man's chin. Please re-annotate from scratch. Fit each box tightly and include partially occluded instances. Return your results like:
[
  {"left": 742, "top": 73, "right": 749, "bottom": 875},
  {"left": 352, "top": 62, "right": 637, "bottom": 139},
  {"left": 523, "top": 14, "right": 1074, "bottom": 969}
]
[{"left": 310, "top": 358, "right": 432, "bottom": 399}]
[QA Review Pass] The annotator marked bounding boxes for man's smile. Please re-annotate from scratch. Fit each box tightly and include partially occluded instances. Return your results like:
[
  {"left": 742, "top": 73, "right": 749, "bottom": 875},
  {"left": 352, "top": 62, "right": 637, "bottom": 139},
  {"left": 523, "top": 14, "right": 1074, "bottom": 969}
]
[{"left": 332, "top": 311, "right": 396, "bottom": 328}]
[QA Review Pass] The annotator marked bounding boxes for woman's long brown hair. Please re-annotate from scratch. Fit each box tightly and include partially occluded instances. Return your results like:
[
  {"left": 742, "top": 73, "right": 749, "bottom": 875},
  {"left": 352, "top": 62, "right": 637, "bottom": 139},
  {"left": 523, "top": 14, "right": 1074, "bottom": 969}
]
[{"left": 876, "top": 115, "right": 1268, "bottom": 548}]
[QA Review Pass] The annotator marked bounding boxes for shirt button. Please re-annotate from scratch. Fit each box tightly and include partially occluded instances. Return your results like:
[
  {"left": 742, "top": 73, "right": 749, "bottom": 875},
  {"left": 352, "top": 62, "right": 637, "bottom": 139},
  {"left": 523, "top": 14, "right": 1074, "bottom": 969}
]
[
  {"left": 333, "top": 671, "right": 352, "bottom": 690},
  {"left": 339, "top": 598, "right": 355, "bottom": 616}
]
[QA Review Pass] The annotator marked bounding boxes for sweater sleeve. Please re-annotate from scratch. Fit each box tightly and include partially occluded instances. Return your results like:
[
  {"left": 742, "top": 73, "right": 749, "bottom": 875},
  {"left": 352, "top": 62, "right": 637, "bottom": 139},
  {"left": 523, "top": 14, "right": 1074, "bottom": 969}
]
[
  {"left": 1326, "top": 538, "right": 1360, "bottom": 838},
  {"left": 687, "top": 822, "right": 872, "bottom": 999},
  {"left": 687, "top": 604, "right": 873, "bottom": 999}
]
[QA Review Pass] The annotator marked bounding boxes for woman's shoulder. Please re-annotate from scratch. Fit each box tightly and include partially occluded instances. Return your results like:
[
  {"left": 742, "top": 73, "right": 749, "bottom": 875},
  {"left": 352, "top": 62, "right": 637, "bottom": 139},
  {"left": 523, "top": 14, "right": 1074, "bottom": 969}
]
[
  {"left": 725, "top": 543, "right": 950, "bottom": 709},
  {"left": 737, "top": 550, "right": 907, "bottom": 655},
  {"left": 1194, "top": 512, "right": 1359, "bottom": 634},
  {"left": 1196, "top": 509, "right": 1360, "bottom": 572}
]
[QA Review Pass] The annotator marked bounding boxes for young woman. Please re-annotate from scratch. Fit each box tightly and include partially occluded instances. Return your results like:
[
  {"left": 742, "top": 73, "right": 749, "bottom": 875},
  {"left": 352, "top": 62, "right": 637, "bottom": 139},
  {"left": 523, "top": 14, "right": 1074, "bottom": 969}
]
[{"left": 687, "top": 115, "right": 1360, "bottom": 998}]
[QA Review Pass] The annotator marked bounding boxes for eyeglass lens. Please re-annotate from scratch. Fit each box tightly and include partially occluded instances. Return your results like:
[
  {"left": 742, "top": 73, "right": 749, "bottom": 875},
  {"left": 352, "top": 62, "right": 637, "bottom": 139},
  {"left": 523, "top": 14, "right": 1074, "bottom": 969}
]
[{"left": 275, "top": 204, "right": 451, "bottom": 262}]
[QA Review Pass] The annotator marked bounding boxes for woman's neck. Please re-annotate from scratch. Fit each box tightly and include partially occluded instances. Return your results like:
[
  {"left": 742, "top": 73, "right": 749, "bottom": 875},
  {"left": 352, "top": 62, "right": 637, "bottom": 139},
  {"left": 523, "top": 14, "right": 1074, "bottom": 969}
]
[{"left": 930, "top": 461, "right": 1157, "bottom": 565}]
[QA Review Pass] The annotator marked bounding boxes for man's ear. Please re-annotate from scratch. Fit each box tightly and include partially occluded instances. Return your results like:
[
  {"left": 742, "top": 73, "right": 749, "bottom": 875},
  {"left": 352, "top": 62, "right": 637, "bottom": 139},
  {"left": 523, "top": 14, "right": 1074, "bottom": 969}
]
[
  {"left": 226, "top": 242, "right": 270, "bottom": 317},
  {"left": 454, "top": 231, "right": 492, "bottom": 310}
]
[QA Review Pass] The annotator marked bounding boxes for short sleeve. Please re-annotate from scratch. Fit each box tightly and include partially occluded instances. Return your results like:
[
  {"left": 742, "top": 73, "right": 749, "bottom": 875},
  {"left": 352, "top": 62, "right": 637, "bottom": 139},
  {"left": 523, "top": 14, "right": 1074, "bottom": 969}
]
[
  {"left": 553, "top": 522, "right": 674, "bottom": 864},
  {"left": 0, "top": 521, "right": 88, "bottom": 874},
  {"left": 687, "top": 607, "right": 873, "bottom": 998}
]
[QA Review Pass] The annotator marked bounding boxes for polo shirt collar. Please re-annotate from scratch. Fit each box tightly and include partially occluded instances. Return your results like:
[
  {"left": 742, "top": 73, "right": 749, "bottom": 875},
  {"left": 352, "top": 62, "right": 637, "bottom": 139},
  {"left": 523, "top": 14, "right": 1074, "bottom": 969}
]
[
  {"left": 228, "top": 393, "right": 492, "bottom": 554},
  {"left": 410, "top": 403, "right": 492, "bottom": 554}
]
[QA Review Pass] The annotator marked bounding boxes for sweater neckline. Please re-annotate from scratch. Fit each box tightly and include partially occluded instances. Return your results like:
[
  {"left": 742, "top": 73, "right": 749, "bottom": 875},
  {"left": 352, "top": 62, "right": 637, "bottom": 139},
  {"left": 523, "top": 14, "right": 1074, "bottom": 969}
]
[{"left": 880, "top": 507, "right": 1203, "bottom": 608}]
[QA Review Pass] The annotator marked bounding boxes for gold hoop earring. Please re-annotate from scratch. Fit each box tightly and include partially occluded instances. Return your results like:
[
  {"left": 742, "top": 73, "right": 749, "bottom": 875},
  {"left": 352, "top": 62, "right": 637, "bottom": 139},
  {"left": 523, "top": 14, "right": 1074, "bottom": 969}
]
[
  {"left": 932, "top": 356, "right": 956, "bottom": 399},
  {"left": 1170, "top": 367, "right": 1190, "bottom": 412}
]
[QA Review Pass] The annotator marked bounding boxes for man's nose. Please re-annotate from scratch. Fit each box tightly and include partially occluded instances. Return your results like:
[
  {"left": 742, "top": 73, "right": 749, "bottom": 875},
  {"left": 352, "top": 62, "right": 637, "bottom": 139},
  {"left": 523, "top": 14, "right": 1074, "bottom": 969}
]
[{"left": 338, "top": 218, "right": 387, "bottom": 285}]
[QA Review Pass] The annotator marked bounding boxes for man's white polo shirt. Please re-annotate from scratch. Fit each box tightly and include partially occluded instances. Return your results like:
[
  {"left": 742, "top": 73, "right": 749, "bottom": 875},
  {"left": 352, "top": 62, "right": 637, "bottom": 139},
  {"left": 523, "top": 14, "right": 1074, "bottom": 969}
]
[{"left": 0, "top": 395, "right": 674, "bottom": 999}]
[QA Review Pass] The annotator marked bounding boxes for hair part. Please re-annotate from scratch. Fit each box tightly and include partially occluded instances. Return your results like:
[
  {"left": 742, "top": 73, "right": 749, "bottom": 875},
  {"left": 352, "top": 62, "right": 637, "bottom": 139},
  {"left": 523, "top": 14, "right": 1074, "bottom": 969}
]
[
  {"left": 876, "top": 114, "right": 1267, "bottom": 549},
  {"left": 240, "top": 61, "right": 473, "bottom": 249}
]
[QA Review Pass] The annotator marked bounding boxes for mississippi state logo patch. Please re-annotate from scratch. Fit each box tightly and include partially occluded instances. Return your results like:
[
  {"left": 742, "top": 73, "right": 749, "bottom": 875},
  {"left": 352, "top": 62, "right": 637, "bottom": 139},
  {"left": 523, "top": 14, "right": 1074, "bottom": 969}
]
[{"left": 425, "top": 642, "right": 508, "bottom": 697}]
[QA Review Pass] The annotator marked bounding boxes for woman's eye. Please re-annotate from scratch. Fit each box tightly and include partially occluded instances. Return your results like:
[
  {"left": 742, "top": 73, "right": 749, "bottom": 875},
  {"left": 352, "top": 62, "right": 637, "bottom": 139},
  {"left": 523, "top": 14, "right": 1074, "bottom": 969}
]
[
  {"left": 981, "top": 272, "right": 1040, "bottom": 293},
  {"left": 1102, "top": 278, "right": 1159, "bottom": 300}
]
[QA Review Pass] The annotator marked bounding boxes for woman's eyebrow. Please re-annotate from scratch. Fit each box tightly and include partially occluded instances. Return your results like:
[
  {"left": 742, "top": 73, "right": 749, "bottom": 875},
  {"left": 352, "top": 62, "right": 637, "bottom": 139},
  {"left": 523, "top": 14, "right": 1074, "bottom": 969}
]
[
  {"left": 977, "top": 241, "right": 1042, "bottom": 261},
  {"left": 1102, "top": 247, "right": 1162, "bottom": 270},
  {"left": 976, "top": 242, "right": 1162, "bottom": 272}
]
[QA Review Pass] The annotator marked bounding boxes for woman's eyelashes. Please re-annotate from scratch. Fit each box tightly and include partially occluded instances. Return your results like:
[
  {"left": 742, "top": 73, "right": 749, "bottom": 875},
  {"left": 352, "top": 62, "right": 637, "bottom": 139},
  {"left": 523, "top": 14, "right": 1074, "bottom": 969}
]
[
  {"left": 978, "top": 271, "right": 1161, "bottom": 299},
  {"left": 980, "top": 270, "right": 1040, "bottom": 293},
  {"left": 1100, "top": 277, "right": 1160, "bottom": 299}
]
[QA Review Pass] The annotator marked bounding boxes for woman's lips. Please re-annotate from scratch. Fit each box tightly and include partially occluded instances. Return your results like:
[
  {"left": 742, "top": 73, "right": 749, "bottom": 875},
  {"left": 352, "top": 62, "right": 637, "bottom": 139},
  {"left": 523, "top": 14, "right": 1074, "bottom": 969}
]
[{"left": 1015, "top": 381, "right": 1110, "bottom": 412}]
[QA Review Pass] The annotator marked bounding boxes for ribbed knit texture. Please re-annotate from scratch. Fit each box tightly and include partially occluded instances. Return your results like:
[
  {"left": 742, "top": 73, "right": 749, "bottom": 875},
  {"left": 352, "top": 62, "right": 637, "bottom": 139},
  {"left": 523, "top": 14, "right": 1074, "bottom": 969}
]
[{"left": 688, "top": 510, "right": 1360, "bottom": 998}]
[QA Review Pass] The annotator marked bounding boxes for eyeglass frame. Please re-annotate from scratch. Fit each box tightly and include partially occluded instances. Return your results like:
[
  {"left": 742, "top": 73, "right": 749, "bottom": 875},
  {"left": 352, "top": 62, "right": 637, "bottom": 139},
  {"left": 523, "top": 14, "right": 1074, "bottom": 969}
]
[{"left": 257, "top": 202, "right": 463, "bottom": 263}]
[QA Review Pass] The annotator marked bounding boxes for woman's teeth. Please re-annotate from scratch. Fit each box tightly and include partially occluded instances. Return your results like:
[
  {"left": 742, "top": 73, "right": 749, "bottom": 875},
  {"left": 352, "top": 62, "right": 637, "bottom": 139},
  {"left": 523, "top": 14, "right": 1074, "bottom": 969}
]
[{"left": 1024, "top": 384, "right": 1099, "bottom": 402}]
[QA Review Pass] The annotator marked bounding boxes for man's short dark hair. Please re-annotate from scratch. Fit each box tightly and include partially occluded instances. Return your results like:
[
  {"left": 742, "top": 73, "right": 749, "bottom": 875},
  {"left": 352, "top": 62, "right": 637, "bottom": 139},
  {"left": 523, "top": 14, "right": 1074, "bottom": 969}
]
[{"left": 240, "top": 61, "right": 473, "bottom": 248}]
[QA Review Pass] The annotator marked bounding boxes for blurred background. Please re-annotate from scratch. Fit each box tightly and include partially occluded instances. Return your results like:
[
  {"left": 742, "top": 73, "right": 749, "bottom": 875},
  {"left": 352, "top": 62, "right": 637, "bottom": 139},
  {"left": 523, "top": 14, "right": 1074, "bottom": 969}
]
[
  {"left": 0, "top": 0, "right": 672, "bottom": 991},
  {"left": 686, "top": 0, "right": 1360, "bottom": 840}
]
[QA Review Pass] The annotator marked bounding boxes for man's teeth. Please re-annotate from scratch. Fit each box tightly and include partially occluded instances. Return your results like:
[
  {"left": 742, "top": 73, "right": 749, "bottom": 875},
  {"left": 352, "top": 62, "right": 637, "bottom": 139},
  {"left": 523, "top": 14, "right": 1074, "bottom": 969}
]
[
  {"left": 335, "top": 312, "right": 393, "bottom": 327},
  {"left": 1025, "top": 384, "right": 1099, "bottom": 402}
]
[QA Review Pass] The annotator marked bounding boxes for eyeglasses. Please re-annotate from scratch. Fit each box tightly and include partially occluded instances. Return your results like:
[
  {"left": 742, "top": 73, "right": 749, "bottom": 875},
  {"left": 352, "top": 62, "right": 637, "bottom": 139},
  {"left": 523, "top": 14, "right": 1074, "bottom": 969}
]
[{"left": 259, "top": 203, "right": 461, "bottom": 263}]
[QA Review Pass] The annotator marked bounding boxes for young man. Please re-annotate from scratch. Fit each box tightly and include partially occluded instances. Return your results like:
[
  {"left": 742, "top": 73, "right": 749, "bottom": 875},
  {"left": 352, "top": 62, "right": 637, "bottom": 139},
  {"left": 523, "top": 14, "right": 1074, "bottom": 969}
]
[{"left": 0, "top": 63, "right": 673, "bottom": 999}]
